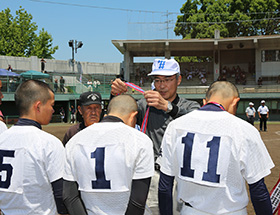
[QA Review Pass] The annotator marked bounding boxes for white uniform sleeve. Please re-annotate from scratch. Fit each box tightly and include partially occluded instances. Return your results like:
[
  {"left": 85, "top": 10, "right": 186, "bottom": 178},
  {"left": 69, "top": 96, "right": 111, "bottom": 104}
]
[
  {"left": 0, "top": 121, "right": 7, "bottom": 134},
  {"left": 133, "top": 134, "right": 154, "bottom": 180},
  {"left": 240, "top": 130, "right": 274, "bottom": 184},
  {"left": 45, "top": 137, "right": 65, "bottom": 183},
  {"left": 159, "top": 121, "right": 176, "bottom": 177},
  {"left": 63, "top": 141, "right": 75, "bottom": 182}
]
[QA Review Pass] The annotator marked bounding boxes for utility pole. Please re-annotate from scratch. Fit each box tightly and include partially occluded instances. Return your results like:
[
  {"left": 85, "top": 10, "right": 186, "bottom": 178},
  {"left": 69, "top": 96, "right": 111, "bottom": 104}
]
[{"left": 68, "top": 39, "right": 83, "bottom": 73}]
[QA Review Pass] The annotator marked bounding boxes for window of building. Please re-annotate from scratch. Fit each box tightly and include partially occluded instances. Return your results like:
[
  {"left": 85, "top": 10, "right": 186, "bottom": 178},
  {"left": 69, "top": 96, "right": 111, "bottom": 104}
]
[{"left": 262, "top": 50, "right": 280, "bottom": 62}]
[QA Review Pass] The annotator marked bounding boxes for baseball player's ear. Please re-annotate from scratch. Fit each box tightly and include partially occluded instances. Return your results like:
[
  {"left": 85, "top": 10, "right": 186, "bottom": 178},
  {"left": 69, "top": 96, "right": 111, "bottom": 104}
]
[
  {"left": 34, "top": 101, "right": 41, "bottom": 112},
  {"left": 232, "top": 97, "right": 240, "bottom": 107},
  {"left": 127, "top": 111, "right": 138, "bottom": 128},
  {"left": 228, "top": 97, "right": 240, "bottom": 115},
  {"left": 203, "top": 98, "right": 207, "bottom": 105}
]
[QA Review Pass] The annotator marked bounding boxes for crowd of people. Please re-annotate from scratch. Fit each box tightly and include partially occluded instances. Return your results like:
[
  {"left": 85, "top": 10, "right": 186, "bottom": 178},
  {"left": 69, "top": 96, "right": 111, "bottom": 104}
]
[{"left": 0, "top": 58, "right": 277, "bottom": 215}]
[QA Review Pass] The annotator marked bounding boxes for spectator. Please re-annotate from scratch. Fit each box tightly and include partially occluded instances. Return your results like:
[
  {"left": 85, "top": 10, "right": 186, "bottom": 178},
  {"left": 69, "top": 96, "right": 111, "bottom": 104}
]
[
  {"left": 60, "top": 76, "right": 65, "bottom": 93},
  {"left": 200, "top": 76, "right": 207, "bottom": 86},
  {"left": 41, "top": 58, "right": 46, "bottom": 73},
  {"left": 60, "top": 107, "right": 65, "bottom": 123},
  {"left": 54, "top": 79, "right": 58, "bottom": 92},
  {"left": 62, "top": 92, "right": 102, "bottom": 145},
  {"left": 69, "top": 105, "right": 76, "bottom": 124},
  {"left": 7, "top": 65, "right": 12, "bottom": 72},
  {"left": 87, "top": 79, "right": 93, "bottom": 91},
  {"left": 258, "top": 77, "right": 263, "bottom": 86},
  {"left": 93, "top": 79, "right": 100, "bottom": 89}
]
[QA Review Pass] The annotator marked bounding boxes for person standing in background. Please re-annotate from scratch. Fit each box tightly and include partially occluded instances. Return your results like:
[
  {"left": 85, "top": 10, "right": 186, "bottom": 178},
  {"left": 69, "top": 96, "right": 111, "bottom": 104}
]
[
  {"left": 62, "top": 92, "right": 102, "bottom": 145},
  {"left": 258, "top": 100, "right": 269, "bottom": 131},
  {"left": 60, "top": 76, "right": 65, "bottom": 93},
  {"left": 245, "top": 102, "right": 256, "bottom": 125},
  {"left": 41, "top": 58, "right": 46, "bottom": 73}
]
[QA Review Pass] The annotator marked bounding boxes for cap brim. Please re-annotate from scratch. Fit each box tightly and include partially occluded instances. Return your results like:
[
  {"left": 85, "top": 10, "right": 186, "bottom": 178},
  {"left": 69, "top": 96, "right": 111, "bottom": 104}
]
[
  {"left": 81, "top": 101, "right": 101, "bottom": 106},
  {"left": 147, "top": 70, "right": 178, "bottom": 76}
]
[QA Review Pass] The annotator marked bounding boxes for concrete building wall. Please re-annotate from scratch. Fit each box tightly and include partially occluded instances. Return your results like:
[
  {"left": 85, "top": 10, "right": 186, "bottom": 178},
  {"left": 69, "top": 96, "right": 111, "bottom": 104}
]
[
  {"left": 261, "top": 62, "right": 280, "bottom": 76},
  {"left": 0, "top": 55, "right": 121, "bottom": 75}
]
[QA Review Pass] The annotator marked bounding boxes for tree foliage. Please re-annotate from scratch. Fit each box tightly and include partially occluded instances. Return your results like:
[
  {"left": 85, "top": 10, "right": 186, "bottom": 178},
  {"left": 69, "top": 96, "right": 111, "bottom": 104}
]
[
  {"left": 174, "top": 0, "right": 280, "bottom": 39},
  {"left": 0, "top": 7, "right": 58, "bottom": 59}
]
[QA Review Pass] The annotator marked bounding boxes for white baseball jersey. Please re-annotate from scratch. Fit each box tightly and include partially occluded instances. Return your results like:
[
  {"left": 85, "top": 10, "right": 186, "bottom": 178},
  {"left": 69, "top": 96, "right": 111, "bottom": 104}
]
[
  {"left": 245, "top": 107, "right": 256, "bottom": 116},
  {"left": 0, "top": 121, "right": 7, "bottom": 134},
  {"left": 257, "top": 105, "right": 269, "bottom": 114},
  {"left": 160, "top": 109, "right": 274, "bottom": 215},
  {"left": 0, "top": 126, "right": 65, "bottom": 215},
  {"left": 64, "top": 121, "right": 154, "bottom": 215}
]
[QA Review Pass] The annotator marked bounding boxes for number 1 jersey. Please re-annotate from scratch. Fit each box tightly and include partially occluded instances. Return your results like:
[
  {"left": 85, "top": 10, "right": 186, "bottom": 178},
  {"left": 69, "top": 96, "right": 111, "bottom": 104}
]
[{"left": 64, "top": 121, "right": 154, "bottom": 215}]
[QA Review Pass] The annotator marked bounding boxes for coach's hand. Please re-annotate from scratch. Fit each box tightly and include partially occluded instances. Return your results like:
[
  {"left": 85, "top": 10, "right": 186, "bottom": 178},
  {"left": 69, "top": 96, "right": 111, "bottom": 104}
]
[
  {"left": 144, "top": 90, "right": 168, "bottom": 111},
  {"left": 111, "top": 78, "right": 128, "bottom": 96}
]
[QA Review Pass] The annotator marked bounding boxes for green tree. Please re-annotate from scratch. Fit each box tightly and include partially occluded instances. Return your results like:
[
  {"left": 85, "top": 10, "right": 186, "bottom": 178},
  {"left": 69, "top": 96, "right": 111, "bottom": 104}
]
[
  {"left": 31, "top": 28, "right": 58, "bottom": 59},
  {"left": 0, "top": 7, "right": 58, "bottom": 58},
  {"left": 174, "top": 0, "right": 280, "bottom": 39}
]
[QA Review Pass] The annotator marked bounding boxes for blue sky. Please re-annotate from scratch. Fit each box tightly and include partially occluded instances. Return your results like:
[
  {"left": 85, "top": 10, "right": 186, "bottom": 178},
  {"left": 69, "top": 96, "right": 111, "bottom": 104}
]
[{"left": 1, "top": 0, "right": 185, "bottom": 63}]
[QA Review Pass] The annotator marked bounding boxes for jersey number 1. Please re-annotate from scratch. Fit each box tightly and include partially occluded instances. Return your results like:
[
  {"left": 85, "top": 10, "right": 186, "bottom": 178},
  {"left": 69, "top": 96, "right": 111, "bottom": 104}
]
[
  {"left": 181, "top": 133, "right": 221, "bottom": 183},
  {"left": 91, "top": 147, "right": 111, "bottom": 189},
  {"left": 0, "top": 150, "right": 15, "bottom": 189}
]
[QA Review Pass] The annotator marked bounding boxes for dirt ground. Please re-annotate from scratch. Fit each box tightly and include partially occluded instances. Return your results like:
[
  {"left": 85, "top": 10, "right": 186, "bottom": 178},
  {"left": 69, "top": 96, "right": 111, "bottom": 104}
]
[{"left": 42, "top": 122, "right": 280, "bottom": 215}]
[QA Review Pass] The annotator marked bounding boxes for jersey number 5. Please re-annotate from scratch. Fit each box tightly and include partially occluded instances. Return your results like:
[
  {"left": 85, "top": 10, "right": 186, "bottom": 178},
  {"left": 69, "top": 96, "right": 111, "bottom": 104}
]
[
  {"left": 91, "top": 147, "right": 111, "bottom": 189},
  {"left": 0, "top": 150, "right": 15, "bottom": 189},
  {"left": 181, "top": 133, "right": 221, "bottom": 183}
]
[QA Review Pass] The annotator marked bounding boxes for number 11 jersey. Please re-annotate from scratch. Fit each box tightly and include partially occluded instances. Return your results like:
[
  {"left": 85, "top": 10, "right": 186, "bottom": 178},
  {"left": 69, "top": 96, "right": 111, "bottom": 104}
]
[{"left": 160, "top": 109, "right": 274, "bottom": 214}]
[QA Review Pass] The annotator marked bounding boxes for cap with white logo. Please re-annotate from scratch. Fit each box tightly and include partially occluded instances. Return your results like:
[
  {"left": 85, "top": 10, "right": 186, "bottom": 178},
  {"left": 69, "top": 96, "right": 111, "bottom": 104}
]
[
  {"left": 148, "top": 59, "right": 180, "bottom": 76},
  {"left": 79, "top": 91, "right": 102, "bottom": 106}
]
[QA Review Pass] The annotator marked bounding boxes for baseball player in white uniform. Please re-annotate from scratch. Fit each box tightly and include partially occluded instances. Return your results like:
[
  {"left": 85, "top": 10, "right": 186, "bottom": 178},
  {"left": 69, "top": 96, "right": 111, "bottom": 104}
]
[
  {"left": 245, "top": 102, "right": 256, "bottom": 125},
  {"left": 159, "top": 81, "right": 274, "bottom": 215},
  {"left": 0, "top": 80, "right": 67, "bottom": 215},
  {"left": 257, "top": 100, "right": 269, "bottom": 131},
  {"left": 63, "top": 95, "right": 154, "bottom": 215}
]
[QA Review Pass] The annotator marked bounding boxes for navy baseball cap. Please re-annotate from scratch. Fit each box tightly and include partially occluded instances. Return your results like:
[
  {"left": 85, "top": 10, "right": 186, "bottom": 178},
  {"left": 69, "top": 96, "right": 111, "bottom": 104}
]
[{"left": 79, "top": 92, "right": 102, "bottom": 106}]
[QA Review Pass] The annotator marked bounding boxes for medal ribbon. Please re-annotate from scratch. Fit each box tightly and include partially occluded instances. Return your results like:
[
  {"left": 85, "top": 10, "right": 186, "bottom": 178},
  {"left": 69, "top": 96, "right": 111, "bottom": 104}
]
[
  {"left": 125, "top": 82, "right": 150, "bottom": 133},
  {"left": 270, "top": 173, "right": 280, "bottom": 214}
]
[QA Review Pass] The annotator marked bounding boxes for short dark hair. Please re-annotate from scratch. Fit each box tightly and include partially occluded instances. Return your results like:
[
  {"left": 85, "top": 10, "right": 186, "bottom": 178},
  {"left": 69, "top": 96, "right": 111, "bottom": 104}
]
[
  {"left": 15, "top": 80, "right": 53, "bottom": 116},
  {"left": 206, "top": 81, "right": 239, "bottom": 100},
  {"left": 107, "top": 95, "right": 137, "bottom": 116}
]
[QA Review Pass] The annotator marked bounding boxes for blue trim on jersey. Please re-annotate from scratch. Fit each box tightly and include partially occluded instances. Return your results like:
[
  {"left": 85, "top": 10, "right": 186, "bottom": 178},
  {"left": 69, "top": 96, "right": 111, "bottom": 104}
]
[
  {"left": 199, "top": 103, "right": 225, "bottom": 112},
  {"left": 15, "top": 118, "right": 42, "bottom": 129}
]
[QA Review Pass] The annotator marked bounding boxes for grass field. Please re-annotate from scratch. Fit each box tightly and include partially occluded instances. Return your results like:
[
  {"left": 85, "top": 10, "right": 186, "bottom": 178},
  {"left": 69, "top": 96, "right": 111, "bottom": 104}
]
[{"left": 41, "top": 121, "right": 280, "bottom": 215}]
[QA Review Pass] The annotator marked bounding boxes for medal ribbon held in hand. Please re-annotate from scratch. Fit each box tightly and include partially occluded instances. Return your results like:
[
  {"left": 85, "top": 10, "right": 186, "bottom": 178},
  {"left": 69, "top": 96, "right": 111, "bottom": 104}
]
[
  {"left": 125, "top": 82, "right": 150, "bottom": 133},
  {"left": 270, "top": 173, "right": 280, "bottom": 214}
]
